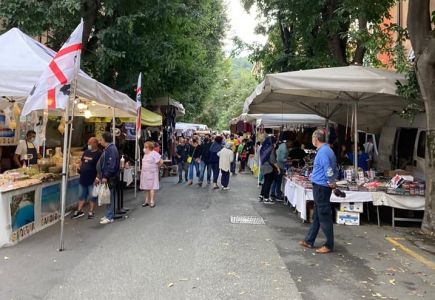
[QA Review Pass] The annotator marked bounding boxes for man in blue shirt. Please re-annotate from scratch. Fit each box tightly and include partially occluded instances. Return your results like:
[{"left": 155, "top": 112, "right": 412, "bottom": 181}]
[
  {"left": 72, "top": 137, "right": 102, "bottom": 219},
  {"left": 300, "top": 129, "right": 337, "bottom": 253},
  {"left": 96, "top": 132, "right": 120, "bottom": 224}
]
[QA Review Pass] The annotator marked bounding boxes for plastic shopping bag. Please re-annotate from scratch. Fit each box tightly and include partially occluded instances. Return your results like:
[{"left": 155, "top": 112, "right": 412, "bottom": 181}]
[
  {"left": 98, "top": 183, "right": 111, "bottom": 206},
  {"left": 92, "top": 184, "right": 101, "bottom": 198}
]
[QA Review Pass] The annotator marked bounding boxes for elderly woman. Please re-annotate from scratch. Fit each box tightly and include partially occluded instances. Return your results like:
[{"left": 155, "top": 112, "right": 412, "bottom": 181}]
[
  {"left": 218, "top": 142, "right": 234, "bottom": 190},
  {"left": 140, "top": 141, "right": 163, "bottom": 208},
  {"left": 259, "top": 137, "right": 280, "bottom": 204}
]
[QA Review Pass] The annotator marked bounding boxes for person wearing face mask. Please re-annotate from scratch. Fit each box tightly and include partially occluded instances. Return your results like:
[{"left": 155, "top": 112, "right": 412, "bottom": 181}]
[
  {"left": 71, "top": 137, "right": 102, "bottom": 219},
  {"left": 14, "top": 130, "right": 41, "bottom": 167}
]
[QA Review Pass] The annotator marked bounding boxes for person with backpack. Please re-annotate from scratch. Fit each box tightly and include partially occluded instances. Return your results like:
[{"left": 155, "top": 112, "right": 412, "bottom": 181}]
[
  {"left": 198, "top": 134, "right": 212, "bottom": 186},
  {"left": 258, "top": 137, "right": 280, "bottom": 204},
  {"left": 209, "top": 136, "right": 224, "bottom": 190}
]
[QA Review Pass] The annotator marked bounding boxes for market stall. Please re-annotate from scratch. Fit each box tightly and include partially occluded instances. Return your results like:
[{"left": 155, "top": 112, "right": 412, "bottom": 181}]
[
  {"left": 243, "top": 66, "right": 426, "bottom": 227},
  {"left": 0, "top": 27, "right": 138, "bottom": 247}
]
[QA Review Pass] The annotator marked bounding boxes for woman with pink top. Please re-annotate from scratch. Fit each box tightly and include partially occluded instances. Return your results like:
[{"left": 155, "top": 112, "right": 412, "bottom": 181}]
[{"left": 140, "top": 141, "right": 163, "bottom": 207}]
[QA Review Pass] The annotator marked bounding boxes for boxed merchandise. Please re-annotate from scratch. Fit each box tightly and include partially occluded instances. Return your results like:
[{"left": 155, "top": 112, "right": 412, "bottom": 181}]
[
  {"left": 336, "top": 209, "right": 360, "bottom": 225},
  {"left": 340, "top": 202, "right": 363, "bottom": 213},
  {"left": 384, "top": 169, "right": 411, "bottom": 177}
]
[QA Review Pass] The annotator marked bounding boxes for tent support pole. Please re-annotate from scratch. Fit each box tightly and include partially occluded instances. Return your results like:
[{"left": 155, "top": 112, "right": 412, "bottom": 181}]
[
  {"left": 112, "top": 108, "right": 116, "bottom": 145},
  {"left": 59, "top": 53, "right": 80, "bottom": 252},
  {"left": 161, "top": 126, "right": 164, "bottom": 158},
  {"left": 353, "top": 102, "right": 358, "bottom": 177},
  {"left": 134, "top": 126, "right": 138, "bottom": 198}
]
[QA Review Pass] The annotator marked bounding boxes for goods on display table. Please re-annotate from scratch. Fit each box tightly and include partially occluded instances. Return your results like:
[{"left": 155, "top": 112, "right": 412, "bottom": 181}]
[
  {"left": 284, "top": 165, "right": 425, "bottom": 226},
  {"left": 0, "top": 147, "right": 82, "bottom": 247}
]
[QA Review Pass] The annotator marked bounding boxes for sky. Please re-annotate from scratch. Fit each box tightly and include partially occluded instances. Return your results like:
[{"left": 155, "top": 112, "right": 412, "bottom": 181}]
[{"left": 224, "top": 0, "right": 267, "bottom": 55}]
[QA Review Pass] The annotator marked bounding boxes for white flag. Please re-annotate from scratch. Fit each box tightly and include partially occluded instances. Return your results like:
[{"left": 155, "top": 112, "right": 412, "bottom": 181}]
[
  {"left": 22, "top": 20, "right": 84, "bottom": 116},
  {"left": 135, "top": 72, "right": 142, "bottom": 137}
]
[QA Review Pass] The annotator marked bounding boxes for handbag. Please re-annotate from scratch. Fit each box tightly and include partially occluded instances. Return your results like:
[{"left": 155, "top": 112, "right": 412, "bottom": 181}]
[
  {"left": 187, "top": 156, "right": 193, "bottom": 164},
  {"left": 98, "top": 183, "right": 111, "bottom": 206},
  {"left": 92, "top": 184, "right": 101, "bottom": 198}
]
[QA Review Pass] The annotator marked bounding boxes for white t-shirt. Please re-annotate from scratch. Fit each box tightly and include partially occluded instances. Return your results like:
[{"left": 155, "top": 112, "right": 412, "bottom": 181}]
[{"left": 15, "top": 140, "right": 37, "bottom": 157}]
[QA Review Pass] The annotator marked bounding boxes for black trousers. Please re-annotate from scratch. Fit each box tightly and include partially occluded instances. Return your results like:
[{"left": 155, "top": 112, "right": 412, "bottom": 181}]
[{"left": 260, "top": 170, "right": 276, "bottom": 198}]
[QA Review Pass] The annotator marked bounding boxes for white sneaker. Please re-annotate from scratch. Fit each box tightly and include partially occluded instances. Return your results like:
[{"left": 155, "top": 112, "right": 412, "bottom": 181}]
[
  {"left": 223, "top": 187, "right": 230, "bottom": 190},
  {"left": 99, "top": 217, "right": 114, "bottom": 224}
]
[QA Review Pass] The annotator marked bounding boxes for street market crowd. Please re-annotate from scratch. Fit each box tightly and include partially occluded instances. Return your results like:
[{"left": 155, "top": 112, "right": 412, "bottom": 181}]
[{"left": 69, "top": 127, "right": 377, "bottom": 254}]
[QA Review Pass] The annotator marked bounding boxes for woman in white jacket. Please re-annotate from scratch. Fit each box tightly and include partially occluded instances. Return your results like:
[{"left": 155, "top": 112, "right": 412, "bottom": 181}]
[{"left": 217, "top": 142, "right": 234, "bottom": 190}]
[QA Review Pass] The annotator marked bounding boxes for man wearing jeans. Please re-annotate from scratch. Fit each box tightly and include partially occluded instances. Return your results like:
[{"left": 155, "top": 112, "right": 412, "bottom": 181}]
[
  {"left": 198, "top": 134, "right": 212, "bottom": 186},
  {"left": 299, "top": 129, "right": 336, "bottom": 254},
  {"left": 175, "top": 137, "right": 190, "bottom": 183},
  {"left": 96, "top": 132, "right": 120, "bottom": 225},
  {"left": 271, "top": 140, "right": 290, "bottom": 201}
]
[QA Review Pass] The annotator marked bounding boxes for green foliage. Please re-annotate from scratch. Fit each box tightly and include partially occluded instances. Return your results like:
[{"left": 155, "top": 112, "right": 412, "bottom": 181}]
[
  {"left": 396, "top": 67, "right": 422, "bottom": 123},
  {"left": 239, "top": 0, "right": 397, "bottom": 74},
  {"left": 0, "top": 0, "right": 227, "bottom": 122},
  {"left": 194, "top": 57, "right": 258, "bottom": 130}
]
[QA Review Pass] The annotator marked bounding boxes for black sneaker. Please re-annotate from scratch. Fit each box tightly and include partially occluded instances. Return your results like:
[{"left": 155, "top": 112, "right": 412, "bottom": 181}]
[
  {"left": 72, "top": 210, "right": 84, "bottom": 219},
  {"left": 259, "top": 196, "right": 264, "bottom": 202},
  {"left": 88, "top": 212, "right": 95, "bottom": 219},
  {"left": 177, "top": 179, "right": 183, "bottom": 184}
]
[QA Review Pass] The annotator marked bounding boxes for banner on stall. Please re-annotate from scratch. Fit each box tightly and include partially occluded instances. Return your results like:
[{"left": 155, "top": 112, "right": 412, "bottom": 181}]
[{"left": 10, "top": 190, "right": 36, "bottom": 242}]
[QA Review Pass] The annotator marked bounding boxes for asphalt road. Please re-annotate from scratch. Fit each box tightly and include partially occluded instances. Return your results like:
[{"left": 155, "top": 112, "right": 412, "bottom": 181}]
[{"left": 0, "top": 173, "right": 434, "bottom": 300}]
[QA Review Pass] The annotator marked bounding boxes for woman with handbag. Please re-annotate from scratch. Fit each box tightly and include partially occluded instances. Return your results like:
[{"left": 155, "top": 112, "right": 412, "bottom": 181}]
[
  {"left": 187, "top": 137, "right": 201, "bottom": 185},
  {"left": 259, "top": 137, "right": 280, "bottom": 204},
  {"left": 140, "top": 141, "right": 164, "bottom": 208}
]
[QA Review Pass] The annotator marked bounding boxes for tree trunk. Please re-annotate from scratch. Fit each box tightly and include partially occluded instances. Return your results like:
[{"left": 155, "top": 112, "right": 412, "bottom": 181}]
[
  {"left": 407, "top": 0, "right": 435, "bottom": 233},
  {"left": 321, "top": 0, "right": 349, "bottom": 66},
  {"left": 80, "top": 0, "right": 100, "bottom": 53}
]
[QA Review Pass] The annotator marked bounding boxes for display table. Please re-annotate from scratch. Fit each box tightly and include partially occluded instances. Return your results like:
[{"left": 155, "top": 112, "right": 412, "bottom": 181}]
[
  {"left": 284, "top": 177, "right": 377, "bottom": 221},
  {"left": 372, "top": 193, "right": 425, "bottom": 228},
  {"left": 0, "top": 176, "right": 79, "bottom": 248}
]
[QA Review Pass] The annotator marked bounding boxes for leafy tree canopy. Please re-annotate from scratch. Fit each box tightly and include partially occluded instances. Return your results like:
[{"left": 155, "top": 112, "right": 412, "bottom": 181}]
[
  {"left": 0, "top": 0, "right": 227, "bottom": 121},
  {"left": 238, "top": 0, "right": 397, "bottom": 75}
]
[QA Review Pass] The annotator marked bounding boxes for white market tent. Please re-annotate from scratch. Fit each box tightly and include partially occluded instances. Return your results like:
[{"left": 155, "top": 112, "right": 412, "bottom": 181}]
[
  {"left": 243, "top": 65, "right": 415, "bottom": 173},
  {"left": 153, "top": 96, "right": 186, "bottom": 117},
  {"left": 175, "top": 122, "right": 208, "bottom": 132},
  {"left": 0, "top": 28, "right": 136, "bottom": 118},
  {"left": 243, "top": 65, "right": 409, "bottom": 134},
  {"left": 230, "top": 113, "right": 326, "bottom": 128}
]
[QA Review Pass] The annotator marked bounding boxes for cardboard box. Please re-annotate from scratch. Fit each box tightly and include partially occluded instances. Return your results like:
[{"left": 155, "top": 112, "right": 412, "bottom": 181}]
[
  {"left": 384, "top": 169, "right": 411, "bottom": 178},
  {"left": 336, "top": 209, "right": 360, "bottom": 226},
  {"left": 340, "top": 202, "right": 364, "bottom": 213}
]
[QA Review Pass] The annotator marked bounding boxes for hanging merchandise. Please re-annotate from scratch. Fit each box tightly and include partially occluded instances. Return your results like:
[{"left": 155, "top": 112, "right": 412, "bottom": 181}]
[{"left": 58, "top": 117, "right": 65, "bottom": 135}]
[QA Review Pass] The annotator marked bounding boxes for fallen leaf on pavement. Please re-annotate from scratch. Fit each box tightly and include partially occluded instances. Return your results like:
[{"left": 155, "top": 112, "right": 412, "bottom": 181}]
[
  {"left": 4, "top": 256, "right": 9, "bottom": 260},
  {"left": 179, "top": 278, "right": 189, "bottom": 281},
  {"left": 324, "top": 278, "right": 333, "bottom": 282},
  {"left": 239, "top": 291, "right": 246, "bottom": 295},
  {"left": 167, "top": 283, "right": 174, "bottom": 288}
]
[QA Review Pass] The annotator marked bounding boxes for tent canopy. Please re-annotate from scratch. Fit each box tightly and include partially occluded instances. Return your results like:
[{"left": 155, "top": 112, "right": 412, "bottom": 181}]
[
  {"left": 256, "top": 114, "right": 326, "bottom": 128},
  {"left": 230, "top": 113, "right": 325, "bottom": 128},
  {"left": 243, "top": 66, "right": 412, "bottom": 133},
  {"left": 86, "top": 107, "right": 162, "bottom": 126},
  {"left": 153, "top": 96, "right": 185, "bottom": 116},
  {"left": 175, "top": 122, "right": 208, "bottom": 131},
  {"left": 0, "top": 28, "right": 136, "bottom": 118}
]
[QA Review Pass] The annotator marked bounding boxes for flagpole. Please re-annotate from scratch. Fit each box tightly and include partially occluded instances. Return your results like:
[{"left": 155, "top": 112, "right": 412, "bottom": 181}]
[
  {"left": 134, "top": 73, "right": 142, "bottom": 198},
  {"left": 134, "top": 132, "right": 138, "bottom": 198},
  {"left": 59, "top": 52, "right": 80, "bottom": 252}
]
